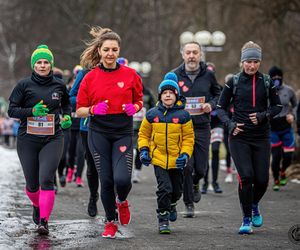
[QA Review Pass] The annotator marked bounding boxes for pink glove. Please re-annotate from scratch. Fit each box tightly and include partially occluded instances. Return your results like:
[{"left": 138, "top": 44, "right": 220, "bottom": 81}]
[
  {"left": 122, "top": 103, "right": 137, "bottom": 116},
  {"left": 91, "top": 100, "right": 109, "bottom": 115}
]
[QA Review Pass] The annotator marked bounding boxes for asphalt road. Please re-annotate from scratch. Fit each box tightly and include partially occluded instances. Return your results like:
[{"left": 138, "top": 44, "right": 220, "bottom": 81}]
[{"left": 0, "top": 149, "right": 299, "bottom": 249}]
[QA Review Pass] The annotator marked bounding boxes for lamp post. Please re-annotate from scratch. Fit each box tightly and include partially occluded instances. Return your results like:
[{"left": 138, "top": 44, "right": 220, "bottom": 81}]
[
  {"left": 128, "top": 61, "right": 152, "bottom": 78},
  {"left": 179, "top": 30, "right": 226, "bottom": 62}
]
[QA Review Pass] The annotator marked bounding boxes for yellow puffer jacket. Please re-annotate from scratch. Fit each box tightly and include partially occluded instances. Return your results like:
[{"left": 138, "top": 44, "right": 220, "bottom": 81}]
[{"left": 138, "top": 98, "right": 194, "bottom": 169}]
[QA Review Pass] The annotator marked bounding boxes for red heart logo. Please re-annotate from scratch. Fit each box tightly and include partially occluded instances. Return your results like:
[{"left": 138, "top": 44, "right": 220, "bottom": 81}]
[
  {"left": 182, "top": 86, "right": 189, "bottom": 92},
  {"left": 172, "top": 117, "right": 179, "bottom": 124},
  {"left": 119, "top": 146, "right": 127, "bottom": 152},
  {"left": 117, "top": 82, "right": 124, "bottom": 88},
  {"left": 153, "top": 116, "right": 159, "bottom": 123},
  {"left": 178, "top": 81, "right": 184, "bottom": 87}
]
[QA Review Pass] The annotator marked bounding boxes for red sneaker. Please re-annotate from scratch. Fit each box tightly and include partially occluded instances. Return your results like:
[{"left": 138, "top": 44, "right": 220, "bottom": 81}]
[
  {"left": 66, "top": 168, "right": 73, "bottom": 183},
  {"left": 102, "top": 221, "right": 118, "bottom": 238},
  {"left": 116, "top": 198, "right": 131, "bottom": 225}
]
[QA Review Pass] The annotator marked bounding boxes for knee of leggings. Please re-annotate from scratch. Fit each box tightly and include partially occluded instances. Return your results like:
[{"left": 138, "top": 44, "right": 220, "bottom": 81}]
[
  {"left": 254, "top": 179, "right": 269, "bottom": 189},
  {"left": 240, "top": 176, "right": 253, "bottom": 185},
  {"left": 115, "top": 176, "right": 131, "bottom": 190}
]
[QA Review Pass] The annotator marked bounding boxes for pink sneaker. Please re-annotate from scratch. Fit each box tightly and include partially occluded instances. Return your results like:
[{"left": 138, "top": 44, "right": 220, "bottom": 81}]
[
  {"left": 66, "top": 168, "right": 74, "bottom": 183},
  {"left": 116, "top": 198, "right": 131, "bottom": 225},
  {"left": 102, "top": 221, "right": 118, "bottom": 238},
  {"left": 75, "top": 176, "right": 84, "bottom": 187}
]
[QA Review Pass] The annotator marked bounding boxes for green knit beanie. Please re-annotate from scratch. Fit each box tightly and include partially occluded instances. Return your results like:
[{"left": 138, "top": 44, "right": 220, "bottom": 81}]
[{"left": 31, "top": 44, "right": 54, "bottom": 69}]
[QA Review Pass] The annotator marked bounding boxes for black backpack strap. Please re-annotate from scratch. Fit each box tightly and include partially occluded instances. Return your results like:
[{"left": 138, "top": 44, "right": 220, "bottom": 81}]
[
  {"left": 262, "top": 74, "right": 270, "bottom": 98},
  {"left": 232, "top": 72, "right": 241, "bottom": 95}
]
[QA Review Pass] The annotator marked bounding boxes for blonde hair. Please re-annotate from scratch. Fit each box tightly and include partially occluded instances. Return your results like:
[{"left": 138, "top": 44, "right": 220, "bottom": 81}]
[
  {"left": 80, "top": 26, "right": 121, "bottom": 69},
  {"left": 241, "top": 41, "right": 261, "bottom": 52}
]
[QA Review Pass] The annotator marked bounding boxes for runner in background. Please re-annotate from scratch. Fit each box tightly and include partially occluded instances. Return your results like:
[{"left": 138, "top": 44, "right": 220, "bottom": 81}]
[
  {"left": 69, "top": 65, "right": 100, "bottom": 217},
  {"left": 202, "top": 62, "right": 223, "bottom": 194},
  {"left": 268, "top": 66, "right": 297, "bottom": 191}
]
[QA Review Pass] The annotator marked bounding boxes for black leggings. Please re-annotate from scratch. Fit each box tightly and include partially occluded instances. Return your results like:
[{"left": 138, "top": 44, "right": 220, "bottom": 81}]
[
  {"left": 17, "top": 134, "right": 63, "bottom": 192},
  {"left": 81, "top": 131, "right": 99, "bottom": 199},
  {"left": 68, "top": 129, "right": 85, "bottom": 178},
  {"left": 204, "top": 141, "right": 221, "bottom": 184},
  {"left": 57, "top": 129, "right": 70, "bottom": 176},
  {"left": 223, "top": 129, "right": 231, "bottom": 168},
  {"left": 229, "top": 136, "right": 270, "bottom": 218},
  {"left": 271, "top": 146, "right": 293, "bottom": 181},
  {"left": 88, "top": 129, "right": 133, "bottom": 221}
]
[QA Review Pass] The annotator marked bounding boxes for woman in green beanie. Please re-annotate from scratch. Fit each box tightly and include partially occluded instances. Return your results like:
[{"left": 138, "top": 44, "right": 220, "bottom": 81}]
[{"left": 7, "top": 44, "right": 72, "bottom": 235}]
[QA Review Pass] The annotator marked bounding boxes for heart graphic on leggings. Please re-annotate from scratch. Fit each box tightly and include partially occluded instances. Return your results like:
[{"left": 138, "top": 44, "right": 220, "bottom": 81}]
[{"left": 119, "top": 146, "right": 127, "bottom": 152}]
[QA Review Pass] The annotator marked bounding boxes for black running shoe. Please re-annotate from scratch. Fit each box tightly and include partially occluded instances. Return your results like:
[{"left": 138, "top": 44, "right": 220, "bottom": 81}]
[
  {"left": 158, "top": 211, "right": 170, "bottom": 234},
  {"left": 201, "top": 182, "right": 208, "bottom": 194},
  {"left": 193, "top": 184, "right": 201, "bottom": 202},
  {"left": 169, "top": 203, "right": 177, "bottom": 222},
  {"left": 213, "top": 182, "right": 223, "bottom": 194},
  {"left": 88, "top": 194, "right": 99, "bottom": 217},
  {"left": 59, "top": 175, "right": 66, "bottom": 187},
  {"left": 37, "top": 218, "right": 49, "bottom": 235},
  {"left": 33, "top": 206, "right": 40, "bottom": 225}
]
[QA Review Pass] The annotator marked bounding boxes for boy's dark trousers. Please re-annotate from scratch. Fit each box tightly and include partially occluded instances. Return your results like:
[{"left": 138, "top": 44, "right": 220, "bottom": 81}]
[{"left": 154, "top": 166, "right": 183, "bottom": 213}]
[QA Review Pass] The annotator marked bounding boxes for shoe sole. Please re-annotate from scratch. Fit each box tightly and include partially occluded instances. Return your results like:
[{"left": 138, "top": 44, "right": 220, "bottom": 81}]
[
  {"left": 238, "top": 230, "right": 253, "bottom": 234},
  {"left": 102, "top": 234, "right": 116, "bottom": 239},
  {"left": 159, "top": 230, "right": 171, "bottom": 234},
  {"left": 183, "top": 214, "right": 195, "bottom": 218},
  {"left": 37, "top": 227, "right": 49, "bottom": 235}
]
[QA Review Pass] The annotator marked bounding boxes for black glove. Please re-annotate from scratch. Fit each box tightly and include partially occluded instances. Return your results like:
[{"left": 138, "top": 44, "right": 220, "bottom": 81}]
[{"left": 256, "top": 111, "right": 268, "bottom": 123}]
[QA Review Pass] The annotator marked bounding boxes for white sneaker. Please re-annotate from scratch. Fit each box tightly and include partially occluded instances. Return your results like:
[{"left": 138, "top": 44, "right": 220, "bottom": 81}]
[
  {"left": 132, "top": 169, "right": 141, "bottom": 183},
  {"left": 225, "top": 173, "right": 233, "bottom": 183},
  {"left": 208, "top": 183, "right": 214, "bottom": 191}
]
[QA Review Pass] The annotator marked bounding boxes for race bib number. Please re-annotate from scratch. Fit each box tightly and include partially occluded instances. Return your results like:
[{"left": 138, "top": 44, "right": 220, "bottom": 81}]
[
  {"left": 211, "top": 127, "right": 224, "bottom": 143},
  {"left": 27, "top": 114, "right": 55, "bottom": 135},
  {"left": 185, "top": 97, "right": 206, "bottom": 115},
  {"left": 133, "top": 107, "right": 146, "bottom": 122}
]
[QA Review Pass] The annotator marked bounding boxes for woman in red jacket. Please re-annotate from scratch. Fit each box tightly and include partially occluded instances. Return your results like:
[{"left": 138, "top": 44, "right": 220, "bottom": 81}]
[{"left": 76, "top": 27, "right": 143, "bottom": 238}]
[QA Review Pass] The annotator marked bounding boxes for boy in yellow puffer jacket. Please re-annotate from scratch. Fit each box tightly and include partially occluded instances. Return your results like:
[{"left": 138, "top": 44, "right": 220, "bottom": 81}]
[{"left": 138, "top": 72, "right": 194, "bottom": 234}]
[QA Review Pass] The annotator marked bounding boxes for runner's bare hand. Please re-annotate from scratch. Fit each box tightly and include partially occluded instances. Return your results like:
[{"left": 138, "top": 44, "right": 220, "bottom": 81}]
[
  {"left": 233, "top": 123, "right": 244, "bottom": 136},
  {"left": 249, "top": 113, "right": 258, "bottom": 125}
]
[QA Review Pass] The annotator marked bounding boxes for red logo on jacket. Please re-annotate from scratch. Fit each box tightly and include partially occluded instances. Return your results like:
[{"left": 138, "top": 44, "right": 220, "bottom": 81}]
[
  {"left": 153, "top": 116, "right": 159, "bottom": 123},
  {"left": 178, "top": 81, "right": 184, "bottom": 87},
  {"left": 172, "top": 117, "right": 179, "bottom": 124}
]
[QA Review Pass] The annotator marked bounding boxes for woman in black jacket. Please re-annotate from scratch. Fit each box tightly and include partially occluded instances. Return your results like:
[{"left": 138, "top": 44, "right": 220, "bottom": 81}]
[
  {"left": 217, "top": 41, "right": 282, "bottom": 234},
  {"left": 8, "top": 45, "right": 72, "bottom": 235}
]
